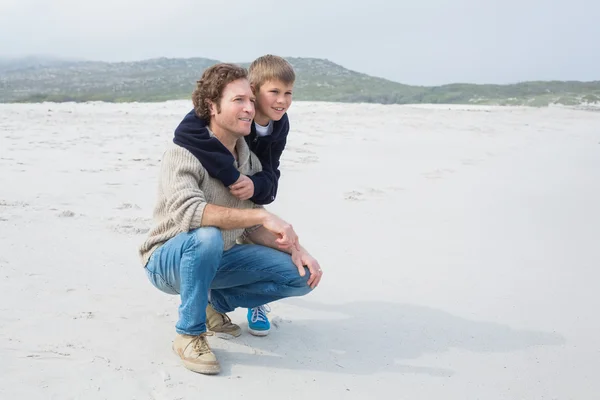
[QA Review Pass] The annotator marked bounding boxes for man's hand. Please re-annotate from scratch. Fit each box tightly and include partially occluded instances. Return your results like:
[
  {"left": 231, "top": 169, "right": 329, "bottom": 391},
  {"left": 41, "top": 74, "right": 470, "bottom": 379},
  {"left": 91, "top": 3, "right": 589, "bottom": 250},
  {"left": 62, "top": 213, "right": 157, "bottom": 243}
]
[
  {"left": 230, "top": 174, "right": 254, "bottom": 200},
  {"left": 291, "top": 248, "right": 323, "bottom": 289},
  {"left": 261, "top": 213, "right": 300, "bottom": 251}
]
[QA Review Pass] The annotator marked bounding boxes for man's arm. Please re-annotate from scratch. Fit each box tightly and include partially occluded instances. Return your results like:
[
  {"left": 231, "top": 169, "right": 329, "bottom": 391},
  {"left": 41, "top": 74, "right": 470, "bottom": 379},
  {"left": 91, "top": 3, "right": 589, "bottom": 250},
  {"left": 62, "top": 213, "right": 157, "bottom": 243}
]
[
  {"left": 201, "top": 204, "right": 266, "bottom": 230},
  {"left": 201, "top": 204, "right": 299, "bottom": 249},
  {"left": 245, "top": 224, "right": 294, "bottom": 253},
  {"left": 161, "top": 148, "right": 287, "bottom": 241}
]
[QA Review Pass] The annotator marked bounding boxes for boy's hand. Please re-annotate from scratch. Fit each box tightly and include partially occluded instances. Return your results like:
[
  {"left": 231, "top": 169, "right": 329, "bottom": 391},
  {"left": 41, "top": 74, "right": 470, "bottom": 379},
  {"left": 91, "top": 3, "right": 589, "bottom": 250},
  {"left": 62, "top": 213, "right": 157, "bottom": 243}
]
[{"left": 230, "top": 174, "right": 255, "bottom": 200}]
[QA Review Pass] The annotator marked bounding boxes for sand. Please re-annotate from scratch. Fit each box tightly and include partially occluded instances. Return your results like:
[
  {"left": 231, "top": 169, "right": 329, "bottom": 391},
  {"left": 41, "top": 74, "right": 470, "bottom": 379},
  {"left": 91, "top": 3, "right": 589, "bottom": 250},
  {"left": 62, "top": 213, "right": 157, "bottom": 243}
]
[{"left": 1, "top": 101, "right": 599, "bottom": 399}]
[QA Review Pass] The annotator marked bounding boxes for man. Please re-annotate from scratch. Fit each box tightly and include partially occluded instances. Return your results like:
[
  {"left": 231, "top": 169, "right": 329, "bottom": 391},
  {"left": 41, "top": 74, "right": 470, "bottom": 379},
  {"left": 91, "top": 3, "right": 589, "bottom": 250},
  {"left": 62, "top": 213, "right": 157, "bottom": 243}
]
[
  {"left": 138, "top": 63, "right": 323, "bottom": 375},
  {"left": 173, "top": 55, "right": 297, "bottom": 335}
]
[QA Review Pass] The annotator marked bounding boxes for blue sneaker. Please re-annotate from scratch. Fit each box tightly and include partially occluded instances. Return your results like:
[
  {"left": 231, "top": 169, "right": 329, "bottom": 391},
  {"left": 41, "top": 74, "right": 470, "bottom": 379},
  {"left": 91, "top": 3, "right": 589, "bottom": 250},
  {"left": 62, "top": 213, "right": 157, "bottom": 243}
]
[{"left": 247, "top": 305, "right": 271, "bottom": 336}]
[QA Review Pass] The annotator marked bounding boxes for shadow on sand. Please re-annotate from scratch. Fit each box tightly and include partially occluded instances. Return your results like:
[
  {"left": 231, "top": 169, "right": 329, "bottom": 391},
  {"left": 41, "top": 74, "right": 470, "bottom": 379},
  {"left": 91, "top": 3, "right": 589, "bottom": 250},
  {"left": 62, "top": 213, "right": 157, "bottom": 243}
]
[{"left": 216, "top": 299, "right": 565, "bottom": 377}]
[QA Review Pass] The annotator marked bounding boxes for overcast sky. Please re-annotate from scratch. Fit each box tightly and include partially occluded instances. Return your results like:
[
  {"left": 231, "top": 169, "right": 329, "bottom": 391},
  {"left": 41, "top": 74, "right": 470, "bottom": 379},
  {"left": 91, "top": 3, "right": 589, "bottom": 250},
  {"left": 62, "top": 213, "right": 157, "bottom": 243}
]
[{"left": 1, "top": 0, "right": 598, "bottom": 85}]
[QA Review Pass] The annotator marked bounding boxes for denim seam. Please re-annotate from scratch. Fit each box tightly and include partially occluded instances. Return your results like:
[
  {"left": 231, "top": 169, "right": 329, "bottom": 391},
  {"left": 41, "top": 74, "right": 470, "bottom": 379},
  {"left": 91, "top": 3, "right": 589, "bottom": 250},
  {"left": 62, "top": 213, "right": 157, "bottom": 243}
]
[
  {"left": 181, "top": 242, "right": 194, "bottom": 324},
  {"left": 214, "top": 267, "right": 298, "bottom": 282},
  {"left": 147, "top": 269, "right": 180, "bottom": 295}
]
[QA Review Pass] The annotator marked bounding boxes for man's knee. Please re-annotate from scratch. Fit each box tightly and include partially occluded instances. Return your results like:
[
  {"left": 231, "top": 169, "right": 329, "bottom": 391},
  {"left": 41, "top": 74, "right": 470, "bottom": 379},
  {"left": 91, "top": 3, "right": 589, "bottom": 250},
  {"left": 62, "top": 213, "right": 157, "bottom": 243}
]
[
  {"left": 182, "top": 227, "right": 224, "bottom": 275},
  {"left": 287, "top": 266, "right": 314, "bottom": 296},
  {"left": 189, "top": 227, "right": 223, "bottom": 252}
]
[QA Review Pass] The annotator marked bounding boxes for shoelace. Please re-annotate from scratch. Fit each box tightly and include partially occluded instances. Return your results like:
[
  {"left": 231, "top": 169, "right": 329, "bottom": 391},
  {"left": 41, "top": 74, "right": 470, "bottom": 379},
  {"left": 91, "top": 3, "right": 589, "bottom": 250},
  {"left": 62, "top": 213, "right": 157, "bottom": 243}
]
[
  {"left": 250, "top": 304, "right": 271, "bottom": 323},
  {"left": 192, "top": 332, "right": 214, "bottom": 355},
  {"left": 218, "top": 310, "right": 235, "bottom": 326}
]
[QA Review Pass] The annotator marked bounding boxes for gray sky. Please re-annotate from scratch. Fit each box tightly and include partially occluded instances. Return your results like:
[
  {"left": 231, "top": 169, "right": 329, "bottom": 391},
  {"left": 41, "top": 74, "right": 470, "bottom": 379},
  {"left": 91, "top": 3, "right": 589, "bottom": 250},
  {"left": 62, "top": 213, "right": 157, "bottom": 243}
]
[{"left": 1, "top": 0, "right": 598, "bottom": 85}]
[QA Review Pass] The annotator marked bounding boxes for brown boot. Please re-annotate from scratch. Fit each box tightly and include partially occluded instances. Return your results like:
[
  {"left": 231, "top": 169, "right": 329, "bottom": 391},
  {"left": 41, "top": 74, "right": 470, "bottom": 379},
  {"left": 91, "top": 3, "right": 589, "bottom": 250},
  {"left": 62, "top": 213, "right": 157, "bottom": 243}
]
[
  {"left": 206, "top": 304, "right": 242, "bottom": 338},
  {"left": 172, "top": 332, "right": 220, "bottom": 375}
]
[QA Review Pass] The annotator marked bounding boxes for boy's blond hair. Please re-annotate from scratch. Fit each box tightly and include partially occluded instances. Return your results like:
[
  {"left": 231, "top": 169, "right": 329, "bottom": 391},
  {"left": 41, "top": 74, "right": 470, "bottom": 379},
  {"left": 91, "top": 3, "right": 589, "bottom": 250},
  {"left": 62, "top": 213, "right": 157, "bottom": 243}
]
[{"left": 249, "top": 55, "right": 295, "bottom": 92}]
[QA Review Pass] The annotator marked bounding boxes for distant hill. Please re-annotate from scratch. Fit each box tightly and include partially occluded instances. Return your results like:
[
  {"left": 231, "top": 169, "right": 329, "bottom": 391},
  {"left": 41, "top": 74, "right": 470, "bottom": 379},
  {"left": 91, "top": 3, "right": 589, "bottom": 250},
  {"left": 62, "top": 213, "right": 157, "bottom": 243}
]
[{"left": 1, "top": 56, "right": 599, "bottom": 106}]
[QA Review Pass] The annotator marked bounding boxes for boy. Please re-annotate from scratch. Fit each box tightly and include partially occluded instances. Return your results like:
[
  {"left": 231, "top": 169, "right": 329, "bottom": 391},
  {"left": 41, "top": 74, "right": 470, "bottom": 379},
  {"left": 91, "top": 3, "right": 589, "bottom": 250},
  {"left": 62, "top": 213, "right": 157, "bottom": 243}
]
[{"left": 172, "top": 55, "right": 295, "bottom": 336}]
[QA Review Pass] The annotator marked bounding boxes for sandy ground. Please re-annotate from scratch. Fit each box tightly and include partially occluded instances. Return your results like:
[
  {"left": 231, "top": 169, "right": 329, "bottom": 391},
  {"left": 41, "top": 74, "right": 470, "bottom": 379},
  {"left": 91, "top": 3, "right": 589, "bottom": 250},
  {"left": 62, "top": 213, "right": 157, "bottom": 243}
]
[{"left": 1, "top": 101, "right": 599, "bottom": 399}]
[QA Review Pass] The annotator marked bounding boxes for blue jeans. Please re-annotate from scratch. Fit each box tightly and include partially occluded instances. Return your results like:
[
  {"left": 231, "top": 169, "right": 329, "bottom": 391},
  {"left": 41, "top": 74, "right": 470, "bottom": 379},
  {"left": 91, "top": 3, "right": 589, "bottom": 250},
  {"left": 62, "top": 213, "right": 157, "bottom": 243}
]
[{"left": 144, "top": 227, "right": 312, "bottom": 335}]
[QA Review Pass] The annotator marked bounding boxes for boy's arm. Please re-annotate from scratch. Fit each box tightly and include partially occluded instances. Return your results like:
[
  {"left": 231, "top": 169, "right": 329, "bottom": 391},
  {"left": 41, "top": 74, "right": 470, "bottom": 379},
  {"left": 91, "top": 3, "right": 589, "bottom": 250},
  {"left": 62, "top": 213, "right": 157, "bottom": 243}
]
[
  {"left": 249, "top": 135, "right": 287, "bottom": 205},
  {"left": 173, "top": 116, "right": 241, "bottom": 186}
]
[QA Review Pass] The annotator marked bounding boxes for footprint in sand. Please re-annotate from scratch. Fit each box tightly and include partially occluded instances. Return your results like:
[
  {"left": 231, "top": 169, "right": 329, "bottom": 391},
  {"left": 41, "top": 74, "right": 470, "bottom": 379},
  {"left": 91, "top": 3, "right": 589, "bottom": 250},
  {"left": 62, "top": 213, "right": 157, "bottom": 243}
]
[
  {"left": 73, "top": 311, "right": 95, "bottom": 320},
  {"left": 344, "top": 190, "right": 365, "bottom": 201},
  {"left": 299, "top": 155, "right": 319, "bottom": 164},
  {"left": 115, "top": 203, "right": 141, "bottom": 210},
  {"left": 0, "top": 200, "right": 29, "bottom": 208},
  {"left": 461, "top": 159, "right": 480, "bottom": 166},
  {"left": 422, "top": 168, "right": 455, "bottom": 180},
  {"left": 287, "top": 146, "right": 317, "bottom": 155},
  {"left": 343, "top": 187, "right": 394, "bottom": 201},
  {"left": 270, "top": 315, "right": 292, "bottom": 329},
  {"left": 285, "top": 155, "right": 320, "bottom": 165},
  {"left": 111, "top": 217, "right": 151, "bottom": 235},
  {"left": 387, "top": 186, "right": 405, "bottom": 192},
  {"left": 366, "top": 188, "right": 386, "bottom": 196}
]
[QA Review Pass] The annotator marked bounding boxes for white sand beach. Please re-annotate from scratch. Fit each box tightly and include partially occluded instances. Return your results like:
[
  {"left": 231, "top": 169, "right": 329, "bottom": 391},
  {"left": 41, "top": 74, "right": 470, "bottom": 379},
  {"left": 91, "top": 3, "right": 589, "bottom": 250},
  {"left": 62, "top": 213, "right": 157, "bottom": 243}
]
[{"left": 1, "top": 101, "right": 599, "bottom": 399}]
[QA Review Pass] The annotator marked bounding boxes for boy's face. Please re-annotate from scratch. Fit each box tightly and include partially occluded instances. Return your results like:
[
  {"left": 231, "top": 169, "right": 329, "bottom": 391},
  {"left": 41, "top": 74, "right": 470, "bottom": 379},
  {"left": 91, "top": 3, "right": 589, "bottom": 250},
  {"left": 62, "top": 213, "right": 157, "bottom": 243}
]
[
  {"left": 209, "top": 78, "right": 255, "bottom": 138},
  {"left": 253, "top": 79, "right": 294, "bottom": 124}
]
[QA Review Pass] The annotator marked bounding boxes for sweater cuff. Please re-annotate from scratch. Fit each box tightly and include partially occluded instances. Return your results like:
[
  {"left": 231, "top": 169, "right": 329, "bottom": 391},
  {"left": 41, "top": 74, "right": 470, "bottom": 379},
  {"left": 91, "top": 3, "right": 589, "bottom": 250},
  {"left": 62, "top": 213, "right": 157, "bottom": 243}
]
[
  {"left": 249, "top": 175, "right": 266, "bottom": 199},
  {"left": 190, "top": 201, "right": 208, "bottom": 231}
]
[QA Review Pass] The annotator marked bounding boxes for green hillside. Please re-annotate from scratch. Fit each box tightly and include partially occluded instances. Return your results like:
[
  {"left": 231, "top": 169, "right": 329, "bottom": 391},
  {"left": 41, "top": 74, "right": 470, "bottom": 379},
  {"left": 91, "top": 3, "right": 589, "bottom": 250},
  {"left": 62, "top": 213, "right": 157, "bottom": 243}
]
[{"left": 1, "top": 56, "right": 598, "bottom": 106}]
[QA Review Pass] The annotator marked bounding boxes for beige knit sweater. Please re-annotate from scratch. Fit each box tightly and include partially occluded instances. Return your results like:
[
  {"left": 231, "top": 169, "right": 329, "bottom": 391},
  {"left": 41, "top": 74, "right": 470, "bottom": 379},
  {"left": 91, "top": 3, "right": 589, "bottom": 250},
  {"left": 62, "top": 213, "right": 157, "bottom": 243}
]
[{"left": 138, "top": 136, "right": 262, "bottom": 266}]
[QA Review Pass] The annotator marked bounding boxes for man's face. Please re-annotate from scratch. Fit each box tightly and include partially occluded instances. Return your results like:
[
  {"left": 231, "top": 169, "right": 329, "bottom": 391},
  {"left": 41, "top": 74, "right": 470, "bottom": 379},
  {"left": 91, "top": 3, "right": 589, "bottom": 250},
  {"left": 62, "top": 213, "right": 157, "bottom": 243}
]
[
  {"left": 210, "top": 78, "right": 256, "bottom": 137},
  {"left": 254, "top": 79, "right": 294, "bottom": 122}
]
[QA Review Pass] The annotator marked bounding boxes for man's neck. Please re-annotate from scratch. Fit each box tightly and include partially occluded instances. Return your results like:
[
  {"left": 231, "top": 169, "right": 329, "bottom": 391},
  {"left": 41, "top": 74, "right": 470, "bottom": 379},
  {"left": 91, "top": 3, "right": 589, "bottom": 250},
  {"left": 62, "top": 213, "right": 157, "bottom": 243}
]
[{"left": 209, "top": 123, "right": 238, "bottom": 158}]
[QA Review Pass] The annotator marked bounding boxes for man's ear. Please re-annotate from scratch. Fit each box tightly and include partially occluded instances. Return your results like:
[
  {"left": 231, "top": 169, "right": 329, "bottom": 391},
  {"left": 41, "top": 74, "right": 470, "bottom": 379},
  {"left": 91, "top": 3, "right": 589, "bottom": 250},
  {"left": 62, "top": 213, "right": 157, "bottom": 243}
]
[{"left": 206, "top": 99, "right": 217, "bottom": 116}]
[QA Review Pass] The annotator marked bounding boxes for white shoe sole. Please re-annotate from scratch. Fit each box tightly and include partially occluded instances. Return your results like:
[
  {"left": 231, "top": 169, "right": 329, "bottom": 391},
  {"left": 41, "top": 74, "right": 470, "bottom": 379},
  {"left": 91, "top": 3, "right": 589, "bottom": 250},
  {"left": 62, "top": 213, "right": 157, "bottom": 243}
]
[
  {"left": 172, "top": 346, "right": 220, "bottom": 375},
  {"left": 209, "top": 330, "right": 242, "bottom": 340},
  {"left": 248, "top": 327, "right": 270, "bottom": 337}
]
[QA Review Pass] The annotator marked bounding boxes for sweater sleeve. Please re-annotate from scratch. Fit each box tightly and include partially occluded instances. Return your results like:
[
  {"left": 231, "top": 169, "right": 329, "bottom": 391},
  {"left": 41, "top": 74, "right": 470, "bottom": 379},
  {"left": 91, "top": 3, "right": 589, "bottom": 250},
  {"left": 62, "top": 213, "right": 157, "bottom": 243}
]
[
  {"left": 160, "top": 148, "right": 208, "bottom": 232},
  {"left": 249, "top": 135, "right": 287, "bottom": 205}
]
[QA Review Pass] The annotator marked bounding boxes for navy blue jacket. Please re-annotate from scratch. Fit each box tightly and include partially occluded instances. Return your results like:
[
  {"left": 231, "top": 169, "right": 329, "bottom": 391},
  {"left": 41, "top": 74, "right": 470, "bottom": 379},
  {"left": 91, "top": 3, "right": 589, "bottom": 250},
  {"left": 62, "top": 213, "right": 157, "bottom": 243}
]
[{"left": 172, "top": 109, "right": 289, "bottom": 205}]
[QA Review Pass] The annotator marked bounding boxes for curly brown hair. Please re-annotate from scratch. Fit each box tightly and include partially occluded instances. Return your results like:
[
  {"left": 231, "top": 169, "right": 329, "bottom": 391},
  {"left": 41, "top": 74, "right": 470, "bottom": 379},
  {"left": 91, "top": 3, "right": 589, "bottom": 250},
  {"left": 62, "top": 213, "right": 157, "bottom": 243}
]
[{"left": 192, "top": 63, "right": 248, "bottom": 121}]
